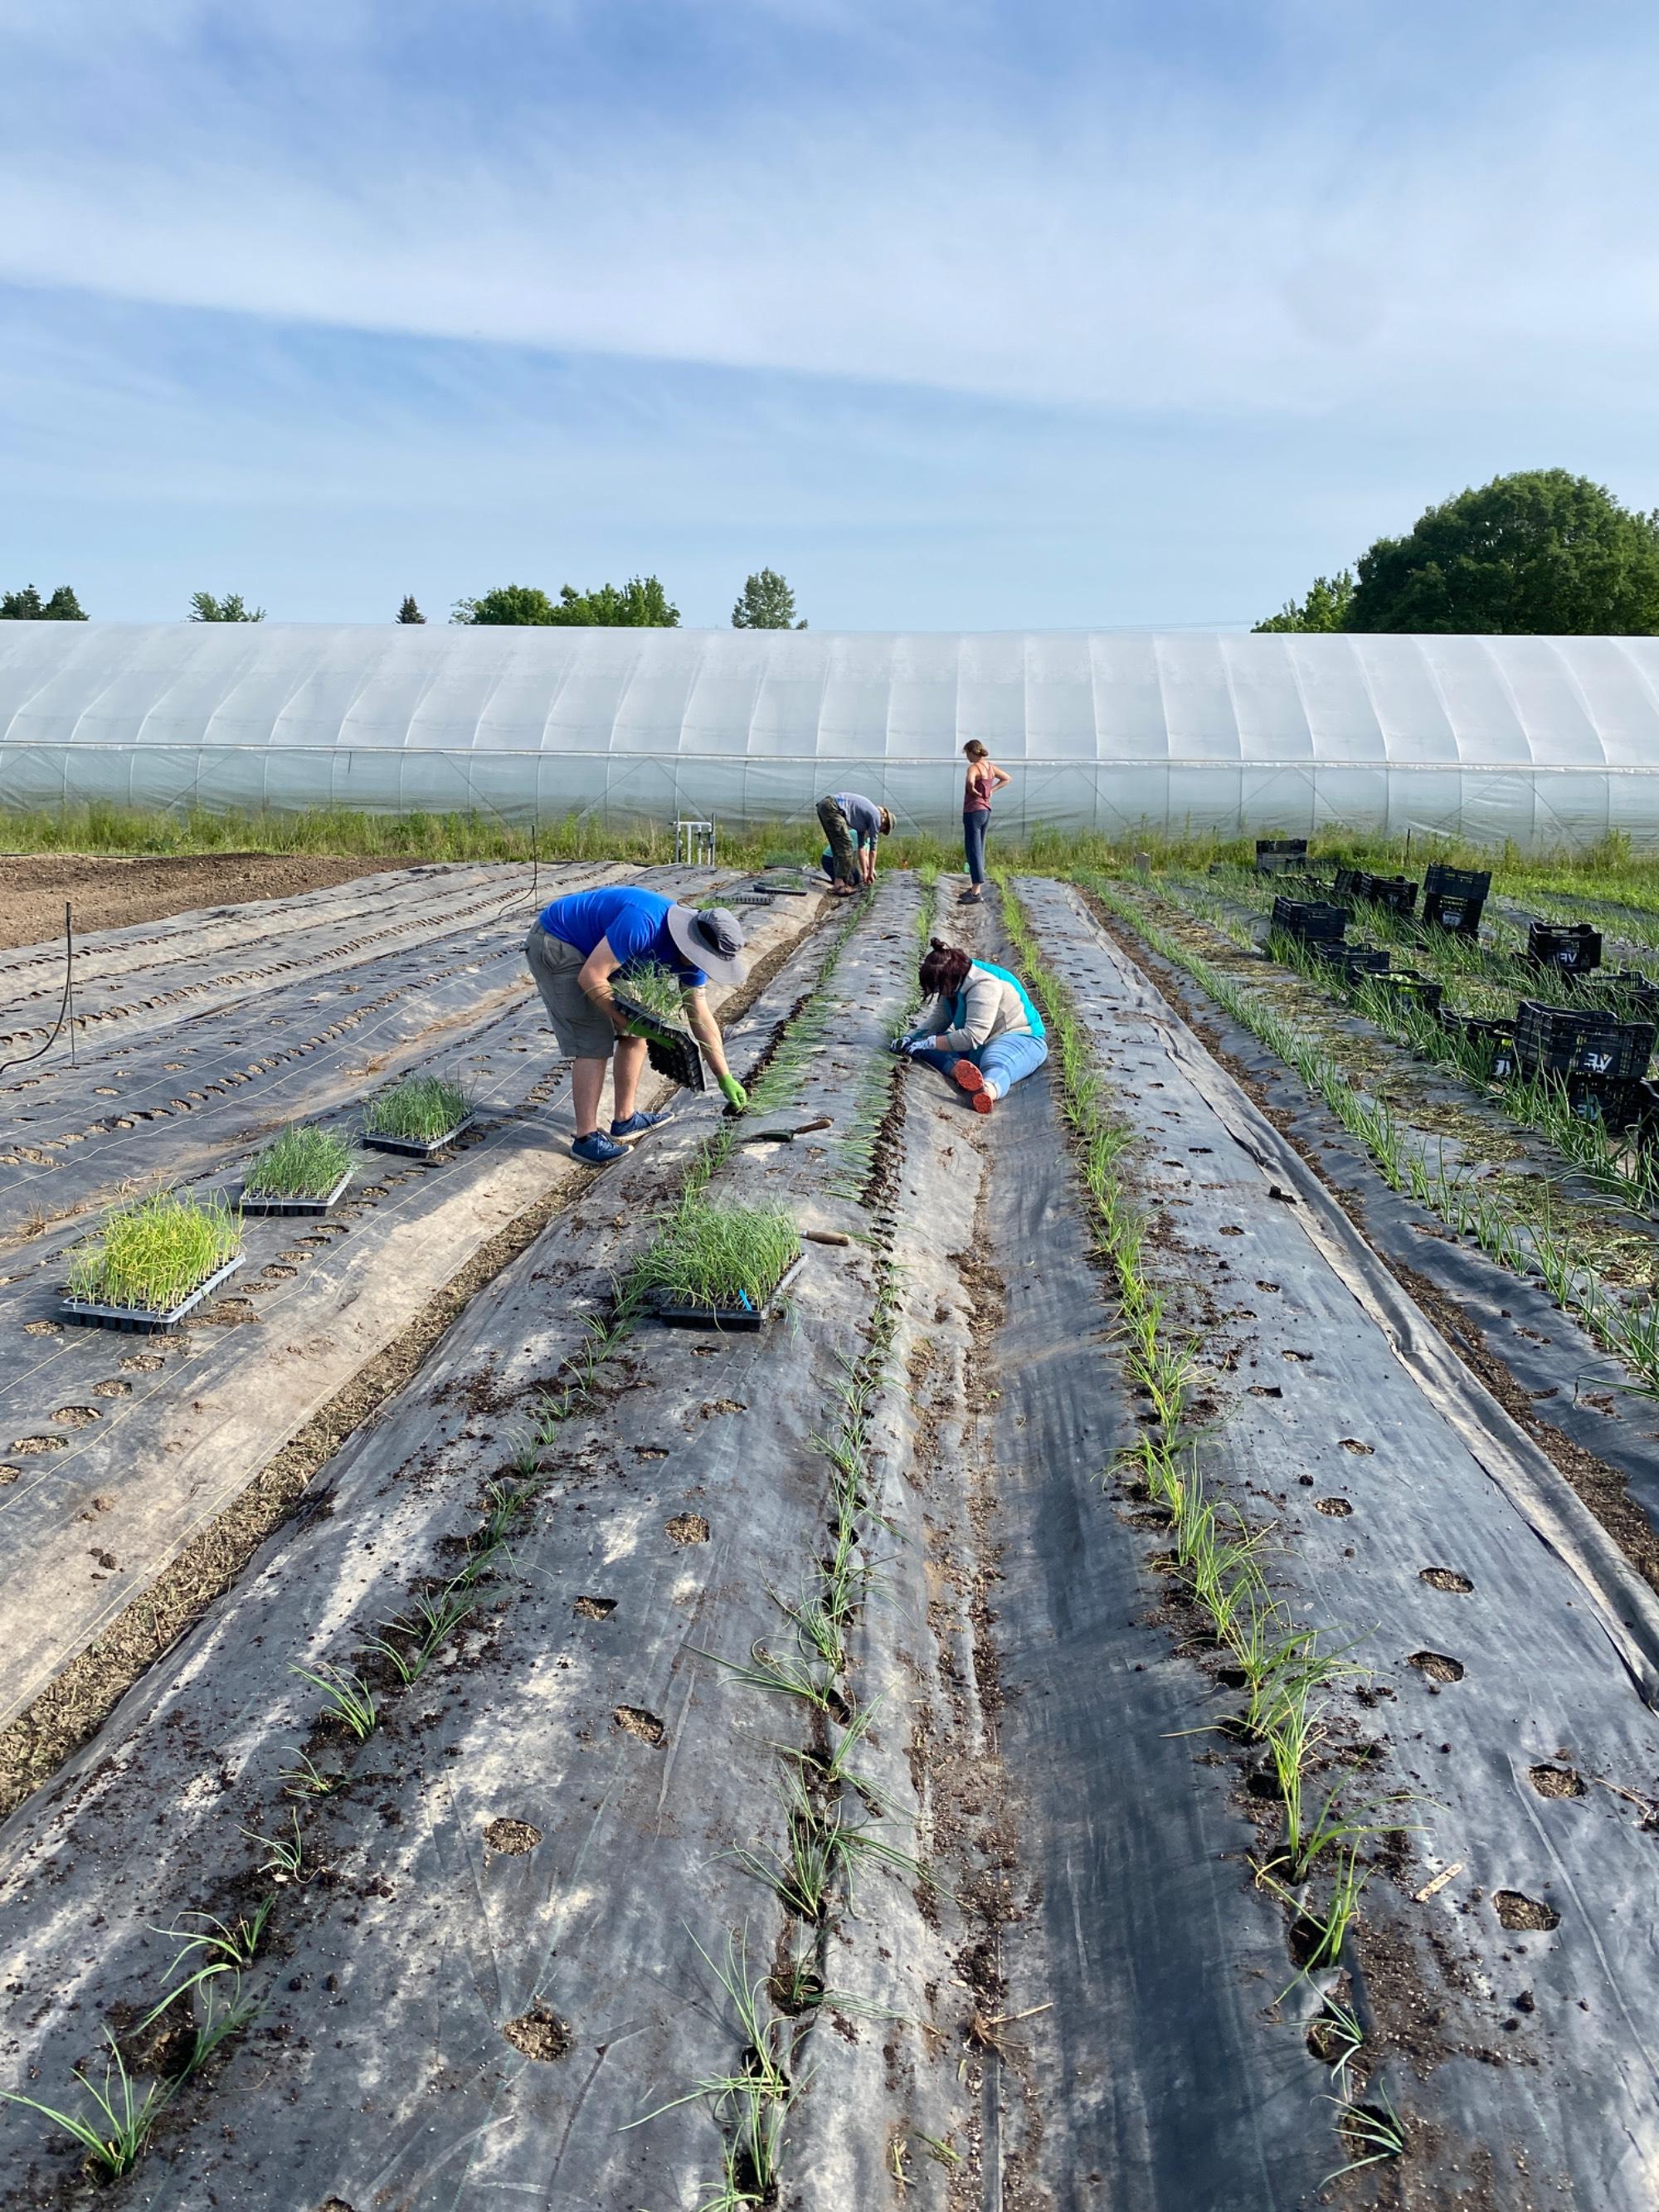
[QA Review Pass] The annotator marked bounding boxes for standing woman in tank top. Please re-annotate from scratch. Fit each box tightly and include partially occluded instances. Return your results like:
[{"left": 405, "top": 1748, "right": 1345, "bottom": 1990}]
[{"left": 960, "top": 740, "right": 1010, "bottom": 904}]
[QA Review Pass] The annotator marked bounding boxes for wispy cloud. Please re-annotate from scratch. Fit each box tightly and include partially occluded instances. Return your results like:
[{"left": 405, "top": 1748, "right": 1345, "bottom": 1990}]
[{"left": 2, "top": 1, "right": 1656, "bottom": 417}]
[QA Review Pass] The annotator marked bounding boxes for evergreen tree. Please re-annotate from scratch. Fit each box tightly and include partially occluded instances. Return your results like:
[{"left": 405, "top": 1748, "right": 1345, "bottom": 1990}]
[
  {"left": 397, "top": 595, "right": 426, "bottom": 624},
  {"left": 190, "top": 591, "right": 265, "bottom": 622},
  {"left": 732, "top": 568, "right": 806, "bottom": 629},
  {"left": 1, "top": 582, "right": 87, "bottom": 620}
]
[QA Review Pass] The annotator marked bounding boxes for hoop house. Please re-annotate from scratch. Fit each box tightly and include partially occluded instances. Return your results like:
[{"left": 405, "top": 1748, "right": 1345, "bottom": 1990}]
[{"left": 2, "top": 621, "right": 1658, "bottom": 849}]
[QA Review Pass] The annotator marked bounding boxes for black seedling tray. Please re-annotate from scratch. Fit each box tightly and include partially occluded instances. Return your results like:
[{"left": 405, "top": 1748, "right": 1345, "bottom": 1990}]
[
  {"left": 1514, "top": 999, "right": 1654, "bottom": 1080},
  {"left": 643, "top": 1250, "right": 804, "bottom": 1332},
  {"left": 1369, "top": 970, "right": 1444, "bottom": 1016},
  {"left": 610, "top": 990, "right": 707, "bottom": 1093},
  {"left": 1254, "top": 838, "right": 1308, "bottom": 874},
  {"left": 363, "top": 1115, "right": 475, "bottom": 1157},
  {"left": 61, "top": 1253, "right": 246, "bottom": 1333},
  {"left": 238, "top": 1171, "right": 353, "bottom": 1216},
  {"left": 1526, "top": 921, "right": 1602, "bottom": 976},
  {"left": 1272, "top": 895, "right": 1350, "bottom": 943}
]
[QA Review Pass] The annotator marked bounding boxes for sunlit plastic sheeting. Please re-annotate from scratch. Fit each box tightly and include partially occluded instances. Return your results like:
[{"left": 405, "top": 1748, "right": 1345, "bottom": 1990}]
[{"left": 5, "top": 623, "right": 1659, "bottom": 849}]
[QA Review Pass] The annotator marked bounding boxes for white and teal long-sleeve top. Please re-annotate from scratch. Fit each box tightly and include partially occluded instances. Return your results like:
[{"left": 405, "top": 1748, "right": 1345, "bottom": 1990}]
[{"left": 903, "top": 959, "right": 1046, "bottom": 1055}]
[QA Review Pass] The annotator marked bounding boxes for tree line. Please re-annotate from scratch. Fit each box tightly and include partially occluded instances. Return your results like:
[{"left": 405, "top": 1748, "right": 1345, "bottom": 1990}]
[
  {"left": 0, "top": 570, "right": 809, "bottom": 630},
  {"left": 1256, "top": 470, "right": 1659, "bottom": 635}
]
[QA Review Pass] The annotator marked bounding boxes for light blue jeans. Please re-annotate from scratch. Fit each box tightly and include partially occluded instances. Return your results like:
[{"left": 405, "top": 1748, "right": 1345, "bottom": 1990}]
[{"left": 912, "top": 1030, "right": 1048, "bottom": 1098}]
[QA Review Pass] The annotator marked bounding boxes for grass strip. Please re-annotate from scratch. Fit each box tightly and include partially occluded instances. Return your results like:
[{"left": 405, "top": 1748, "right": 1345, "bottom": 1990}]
[
  {"left": 65, "top": 1189, "right": 241, "bottom": 1313},
  {"left": 242, "top": 1123, "right": 354, "bottom": 1201},
  {"left": 362, "top": 1074, "right": 472, "bottom": 1143}
]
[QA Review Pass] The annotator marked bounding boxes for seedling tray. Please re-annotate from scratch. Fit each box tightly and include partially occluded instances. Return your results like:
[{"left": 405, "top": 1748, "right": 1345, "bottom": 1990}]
[
  {"left": 611, "top": 990, "right": 707, "bottom": 1093},
  {"left": 1514, "top": 999, "right": 1654, "bottom": 1080},
  {"left": 642, "top": 1251, "right": 804, "bottom": 1332},
  {"left": 61, "top": 1254, "right": 246, "bottom": 1333},
  {"left": 238, "top": 1171, "right": 354, "bottom": 1216},
  {"left": 363, "top": 1116, "right": 475, "bottom": 1157},
  {"left": 1527, "top": 921, "right": 1603, "bottom": 976}
]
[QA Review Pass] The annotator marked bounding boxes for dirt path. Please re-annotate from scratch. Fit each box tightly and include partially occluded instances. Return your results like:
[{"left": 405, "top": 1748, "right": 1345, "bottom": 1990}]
[{"left": 0, "top": 853, "right": 404, "bottom": 951}]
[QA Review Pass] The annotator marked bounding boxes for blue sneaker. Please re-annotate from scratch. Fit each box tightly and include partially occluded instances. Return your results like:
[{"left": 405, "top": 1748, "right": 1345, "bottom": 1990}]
[
  {"left": 571, "top": 1131, "right": 628, "bottom": 1165},
  {"left": 610, "top": 1108, "right": 674, "bottom": 1142}
]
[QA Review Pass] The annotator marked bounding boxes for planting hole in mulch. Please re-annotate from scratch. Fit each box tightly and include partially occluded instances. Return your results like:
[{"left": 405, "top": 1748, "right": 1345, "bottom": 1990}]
[
  {"left": 50, "top": 1404, "right": 101, "bottom": 1427},
  {"left": 665, "top": 1513, "right": 710, "bottom": 1545},
  {"left": 573, "top": 1596, "right": 616, "bottom": 1620},
  {"left": 503, "top": 2005, "right": 572, "bottom": 2061},
  {"left": 1256, "top": 1280, "right": 1280, "bottom": 1293},
  {"left": 0, "top": 1466, "right": 19, "bottom": 1487},
  {"left": 1421, "top": 1566, "right": 1474, "bottom": 1593},
  {"left": 1340, "top": 1438, "right": 1374, "bottom": 1454},
  {"left": 484, "top": 1817, "right": 543, "bottom": 1854},
  {"left": 614, "top": 1705, "right": 666, "bottom": 1746},
  {"left": 635, "top": 1445, "right": 669, "bottom": 1460},
  {"left": 121, "top": 1351, "right": 165, "bottom": 1371},
  {"left": 12, "top": 1435, "right": 67, "bottom": 1454},
  {"left": 1282, "top": 1348, "right": 1312, "bottom": 1362},
  {"left": 1528, "top": 1764, "right": 1585, "bottom": 1800},
  {"left": 1315, "top": 1497, "right": 1354, "bottom": 1517},
  {"left": 1495, "top": 1890, "right": 1560, "bottom": 1932},
  {"left": 22, "top": 1320, "right": 61, "bottom": 1337},
  {"left": 1248, "top": 1385, "right": 1282, "bottom": 1398},
  {"left": 91, "top": 1377, "right": 132, "bottom": 1397},
  {"left": 1408, "top": 1650, "right": 1465, "bottom": 1683}
]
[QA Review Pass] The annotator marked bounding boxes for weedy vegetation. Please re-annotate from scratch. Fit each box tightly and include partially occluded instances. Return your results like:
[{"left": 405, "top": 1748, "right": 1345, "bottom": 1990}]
[{"left": 65, "top": 1188, "right": 241, "bottom": 1313}]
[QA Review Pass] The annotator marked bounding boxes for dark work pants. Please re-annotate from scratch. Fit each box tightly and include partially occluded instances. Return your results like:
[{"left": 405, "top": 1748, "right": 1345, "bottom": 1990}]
[{"left": 962, "top": 807, "right": 990, "bottom": 886}]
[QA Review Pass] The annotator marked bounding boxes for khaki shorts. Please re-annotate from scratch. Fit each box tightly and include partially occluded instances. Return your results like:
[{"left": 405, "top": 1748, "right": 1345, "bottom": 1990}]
[{"left": 524, "top": 923, "right": 618, "bottom": 1060}]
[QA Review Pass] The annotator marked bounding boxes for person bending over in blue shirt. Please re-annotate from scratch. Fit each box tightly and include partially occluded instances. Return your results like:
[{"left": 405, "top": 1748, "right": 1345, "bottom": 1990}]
[{"left": 525, "top": 887, "right": 749, "bottom": 1163}]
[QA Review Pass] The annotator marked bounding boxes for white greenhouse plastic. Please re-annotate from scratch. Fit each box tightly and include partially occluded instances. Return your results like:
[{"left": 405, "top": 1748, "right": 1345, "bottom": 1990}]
[{"left": 3, "top": 621, "right": 1659, "bottom": 849}]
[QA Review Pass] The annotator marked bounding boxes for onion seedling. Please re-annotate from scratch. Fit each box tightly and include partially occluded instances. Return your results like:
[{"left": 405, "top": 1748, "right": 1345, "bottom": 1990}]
[
  {"left": 632, "top": 1194, "right": 800, "bottom": 1314},
  {"left": 143, "top": 1899, "right": 273, "bottom": 2024},
  {"left": 291, "top": 1659, "right": 378, "bottom": 1740},
  {"left": 362, "top": 1074, "right": 471, "bottom": 1143},
  {"left": 242, "top": 1122, "right": 353, "bottom": 1200},
  {"left": 0, "top": 2031, "right": 170, "bottom": 2180},
  {"left": 65, "top": 1188, "right": 241, "bottom": 1313}
]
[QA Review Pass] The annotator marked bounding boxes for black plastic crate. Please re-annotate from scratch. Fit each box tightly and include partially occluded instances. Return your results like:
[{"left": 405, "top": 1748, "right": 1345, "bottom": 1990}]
[
  {"left": 1632, "top": 1079, "right": 1659, "bottom": 1147},
  {"left": 1442, "top": 1014, "right": 1516, "bottom": 1078},
  {"left": 1368, "top": 970, "right": 1443, "bottom": 1016},
  {"left": 1591, "top": 969, "right": 1659, "bottom": 1012},
  {"left": 1526, "top": 921, "right": 1602, "bottom": 976},
  {"left": 1310, "top": 943, "right": 1389, "bottom": 986},
  {"left": 1272, "top": 895, "right": 1350, "bottom": 943},
  {"left": 1255, "top": 838, "right": 1309, "bottom": 874},
  {"left": 1514, "top": 998, "right": 1655, "bottom": 1080},
  {"left": 1334, "top": 867, "right": 1419, "bottom": 918},
  {"left": 1420, "top": 863, "right": 1490, "bottom": 940},
  {"left": 1564, "top": 1074, "right": 1646, "bottom": 1131}
]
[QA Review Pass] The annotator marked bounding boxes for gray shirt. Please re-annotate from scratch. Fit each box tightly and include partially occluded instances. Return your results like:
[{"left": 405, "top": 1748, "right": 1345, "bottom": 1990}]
[{"left": 834, "top": 792, "right": 883, "bottom": 847}]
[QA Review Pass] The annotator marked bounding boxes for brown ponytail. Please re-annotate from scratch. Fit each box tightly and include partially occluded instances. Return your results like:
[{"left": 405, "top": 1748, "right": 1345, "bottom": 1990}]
[{"left": 919, "top": 938, "right": 971, "bottom": 999}]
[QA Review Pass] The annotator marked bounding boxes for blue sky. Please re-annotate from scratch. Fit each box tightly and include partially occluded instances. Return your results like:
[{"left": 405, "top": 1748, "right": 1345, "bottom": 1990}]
[{"left": 1, "top": 0, "right": 1654, "bottom": 630}]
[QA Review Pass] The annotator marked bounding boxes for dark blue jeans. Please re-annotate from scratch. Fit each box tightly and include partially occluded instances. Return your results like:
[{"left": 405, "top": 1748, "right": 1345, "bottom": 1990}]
[{"left": 963, "top": 808, "right": 990, "bottom": 886}]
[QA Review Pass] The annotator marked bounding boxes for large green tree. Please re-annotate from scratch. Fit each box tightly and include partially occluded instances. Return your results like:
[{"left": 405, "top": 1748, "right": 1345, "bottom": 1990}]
[
  {"left": 732, "top": 568, "right": 806, "bottom": 629},
  {"left": 190, "top": 591, "right": 265, "bottom": 621},
  {"left": 1, "top": 583, "right": 86, "bottom": 620},
  {"left": 1253, "top": 571, "right": 1354, "bottom": 634},
  {"left": 453, "top": 577, "right": 680, "bottom": 627},
  {"left": 1258, "top": 471, "right": 1659, "bottom": 635}
]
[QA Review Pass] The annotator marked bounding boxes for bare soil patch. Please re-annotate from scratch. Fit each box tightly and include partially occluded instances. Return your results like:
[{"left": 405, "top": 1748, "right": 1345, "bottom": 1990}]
[{"left": 0, "top": 852, "right": 397, "bottom": 951}]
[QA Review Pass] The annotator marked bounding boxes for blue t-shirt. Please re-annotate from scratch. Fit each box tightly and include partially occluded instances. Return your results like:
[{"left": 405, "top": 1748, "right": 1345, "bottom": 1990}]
[{"left": 538, "top": 887, "right": 707, "bottom": 988}]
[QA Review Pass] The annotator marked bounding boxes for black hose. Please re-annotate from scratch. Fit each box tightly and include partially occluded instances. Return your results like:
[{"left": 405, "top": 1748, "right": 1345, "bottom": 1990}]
[{"left": 0, "top": 900, "right": 74, "bottom": 1081}]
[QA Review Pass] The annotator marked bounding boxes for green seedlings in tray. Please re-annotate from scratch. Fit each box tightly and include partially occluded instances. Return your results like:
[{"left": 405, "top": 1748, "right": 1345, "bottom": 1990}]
[
  {"left": 632, "top": 1194, "right": 800, "bottom": 1313},
  {"left": 362, "top": 1073, "right": 471, "bottom": 1143},
  {"left": 291, "top": 1659, "right": 378, "bottom": 1740},
  {"left": 0, "top": 2029, "right": 171, "bottom": 2180},
  {"left": 617, "top": 958, "right": 689, "bottom": 1026},
  {"left": 242, "top": 1122, "right": 353, "bottom": 1201},
  {"left": 65, "top": 1188, "right": 241, "bottom": 1314}
]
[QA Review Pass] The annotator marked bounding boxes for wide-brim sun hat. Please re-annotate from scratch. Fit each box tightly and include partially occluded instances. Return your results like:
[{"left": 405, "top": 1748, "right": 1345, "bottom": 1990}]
[{"left": 666, "top": 902, "right": 748, "bottom": 985}]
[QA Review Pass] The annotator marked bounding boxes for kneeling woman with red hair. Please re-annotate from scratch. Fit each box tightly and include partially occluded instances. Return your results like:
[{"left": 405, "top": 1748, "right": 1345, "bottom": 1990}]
[{"left": 893, "top": 938, "right": 1048, "bottom": 1111}]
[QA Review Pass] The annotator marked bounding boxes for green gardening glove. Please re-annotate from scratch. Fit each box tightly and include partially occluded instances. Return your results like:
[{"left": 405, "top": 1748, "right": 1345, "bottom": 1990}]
[{"left": 718, "top": 1071, "right": 748, "bottom": 1112}]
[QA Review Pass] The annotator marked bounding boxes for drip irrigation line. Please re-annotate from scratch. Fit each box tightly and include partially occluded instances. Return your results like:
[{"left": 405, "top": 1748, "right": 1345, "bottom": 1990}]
[{"left": 0, "top": 901, "right": 74, "bottom": 1081}]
